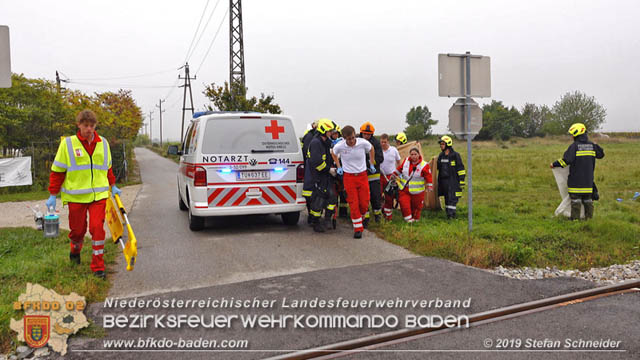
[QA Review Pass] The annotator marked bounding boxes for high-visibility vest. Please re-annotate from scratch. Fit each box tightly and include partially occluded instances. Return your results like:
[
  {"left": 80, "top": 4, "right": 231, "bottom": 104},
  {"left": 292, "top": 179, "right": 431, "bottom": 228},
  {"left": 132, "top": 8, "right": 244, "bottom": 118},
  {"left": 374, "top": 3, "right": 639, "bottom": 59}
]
[
  {"left": 51, "top": 135, "right": 112, "bottom": 204},
  {"left": 397, "top": 160, "right": 430, "bottom": 194}
]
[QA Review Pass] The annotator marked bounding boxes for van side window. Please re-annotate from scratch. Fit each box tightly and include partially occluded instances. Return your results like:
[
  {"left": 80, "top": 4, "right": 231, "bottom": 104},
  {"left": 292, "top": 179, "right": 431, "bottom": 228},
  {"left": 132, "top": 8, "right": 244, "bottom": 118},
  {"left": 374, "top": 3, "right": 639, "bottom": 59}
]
[
  {"left": 188, "top": 122, "right": 199, "bottom": 154},
  {"left": 182, "top": 124, "right": 193, "bottom": 154}
]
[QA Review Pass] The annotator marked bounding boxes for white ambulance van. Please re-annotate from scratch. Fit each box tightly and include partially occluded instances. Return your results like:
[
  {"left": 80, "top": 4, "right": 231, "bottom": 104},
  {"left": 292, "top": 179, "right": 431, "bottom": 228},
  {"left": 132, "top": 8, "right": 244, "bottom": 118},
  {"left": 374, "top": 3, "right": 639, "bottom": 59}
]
[{"left": 169, "top": 112, "right": 306, "bottom": 231}]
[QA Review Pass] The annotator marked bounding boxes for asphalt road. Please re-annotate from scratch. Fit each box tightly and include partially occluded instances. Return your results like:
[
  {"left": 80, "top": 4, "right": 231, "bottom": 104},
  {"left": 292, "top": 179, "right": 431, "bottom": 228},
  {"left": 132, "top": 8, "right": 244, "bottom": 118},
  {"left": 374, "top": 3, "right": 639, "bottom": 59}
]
[{"left": 109, "top": 148, "right": 416, "bottom": 297}]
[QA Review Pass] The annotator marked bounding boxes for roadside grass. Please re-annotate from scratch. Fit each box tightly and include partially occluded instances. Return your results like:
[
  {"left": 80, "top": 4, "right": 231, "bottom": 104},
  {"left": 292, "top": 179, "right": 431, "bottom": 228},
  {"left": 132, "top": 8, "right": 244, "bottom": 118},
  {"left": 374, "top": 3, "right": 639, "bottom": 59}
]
[
  {"left": 0, "top": 190, "right": 51, "bottom": 203},
  {"left": 0, "top": 227, "right": 117, "bottom": 352},
  {"left": 371, "top": 136, "right": 640, "bottom": 270},
  {"left": 145, "top": 142, "right": 180, "bottom": 163}
]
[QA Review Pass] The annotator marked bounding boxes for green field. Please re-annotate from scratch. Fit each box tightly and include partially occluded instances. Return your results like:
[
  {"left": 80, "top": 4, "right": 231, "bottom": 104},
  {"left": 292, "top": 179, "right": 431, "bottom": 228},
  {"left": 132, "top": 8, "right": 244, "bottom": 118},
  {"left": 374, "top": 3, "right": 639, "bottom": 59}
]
[
  {"left": 372, "top": 136, "right": 640, "bottom": 270},
  {"left": 0, "top": 228, "right": 116, "bottom": 352}
]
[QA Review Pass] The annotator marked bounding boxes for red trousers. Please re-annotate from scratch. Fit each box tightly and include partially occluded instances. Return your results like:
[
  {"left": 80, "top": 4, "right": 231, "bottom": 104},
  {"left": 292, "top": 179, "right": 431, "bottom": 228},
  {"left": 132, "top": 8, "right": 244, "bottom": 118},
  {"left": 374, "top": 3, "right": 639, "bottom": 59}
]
[
  {"left": 380, "top": 175, "right": 395, "bottom": 219},
  {"left": 398, "top": 189, "right": 424, "bottom": 222},
  {"left": 68, "top": 199, "right": 106, "bottom": 272},
  {"left": 343, "top": 172, "right": 370, "bottom": 232}
]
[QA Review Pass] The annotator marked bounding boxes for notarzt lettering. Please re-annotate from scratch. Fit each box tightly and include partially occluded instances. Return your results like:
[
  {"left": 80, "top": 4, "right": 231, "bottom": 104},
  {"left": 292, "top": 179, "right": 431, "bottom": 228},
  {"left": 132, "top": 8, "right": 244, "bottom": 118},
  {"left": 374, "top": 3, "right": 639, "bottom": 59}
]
[{"left": 202, "top": 155, "right": 249, "bottom": 163}]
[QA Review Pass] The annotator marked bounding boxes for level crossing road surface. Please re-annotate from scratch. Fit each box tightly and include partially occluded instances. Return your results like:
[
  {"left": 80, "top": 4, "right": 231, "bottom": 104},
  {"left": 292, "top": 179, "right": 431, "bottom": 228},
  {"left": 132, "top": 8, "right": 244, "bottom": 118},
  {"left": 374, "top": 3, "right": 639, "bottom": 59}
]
[
  {"left": 62, "top": 148, "right": 638, "bottom": 359},
  {"left": 65, "top": 256, "right": 638, "bottom": 359},
  {"left": 108, "top": 147, "right": 417, "bottom": 298}
]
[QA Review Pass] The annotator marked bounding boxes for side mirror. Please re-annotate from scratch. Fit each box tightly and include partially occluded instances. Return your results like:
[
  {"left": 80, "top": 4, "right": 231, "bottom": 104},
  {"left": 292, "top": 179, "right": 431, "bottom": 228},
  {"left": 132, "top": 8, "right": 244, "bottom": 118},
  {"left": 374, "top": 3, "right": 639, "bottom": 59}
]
[{"left": 167, "top": 145, "right": 181, "bottom": 156}]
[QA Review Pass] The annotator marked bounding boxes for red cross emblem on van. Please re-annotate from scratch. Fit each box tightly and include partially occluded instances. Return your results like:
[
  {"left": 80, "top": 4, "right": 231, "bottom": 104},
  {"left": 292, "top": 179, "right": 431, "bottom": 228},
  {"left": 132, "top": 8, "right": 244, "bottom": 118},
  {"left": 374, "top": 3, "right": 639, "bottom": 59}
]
[{"left": 265, "top": 120, "right": 285, "bottom": 140}]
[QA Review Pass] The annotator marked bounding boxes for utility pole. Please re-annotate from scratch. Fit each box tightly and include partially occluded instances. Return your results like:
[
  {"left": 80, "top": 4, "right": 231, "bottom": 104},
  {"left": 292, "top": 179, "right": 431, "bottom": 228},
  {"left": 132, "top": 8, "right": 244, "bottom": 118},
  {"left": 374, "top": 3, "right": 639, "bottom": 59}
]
[
  {"left": 156, "top": 100, "right": 165, "bottom": 146},
  {"left": 229, "top": 0, "right": 246, "bottom": 104},
  {"left": 55, "top": 71, "right": 66, "bottom": 93},
  {"left": 179, "top": 63, "right": 196, "bottom": 144},
  {"left": 149, "top": 110, "right": 154, "bottom": 143}
]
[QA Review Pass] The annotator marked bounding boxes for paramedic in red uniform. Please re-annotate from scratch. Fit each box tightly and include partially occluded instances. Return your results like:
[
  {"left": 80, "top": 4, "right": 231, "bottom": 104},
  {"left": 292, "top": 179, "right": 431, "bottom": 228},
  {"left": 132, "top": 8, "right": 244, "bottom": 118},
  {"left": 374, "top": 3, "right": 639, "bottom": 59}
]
[
  {"left": 331, "top": 125, "right": 376, "bottom": 238},
  {"left": 46, "top": 109, "right": 121, "bottom": 279},
  {"left": 391, "top": 148, "right": 433, "bottom": 223},
  {"left": 380, "top": 134, "right": 402, "bottom": 220}
]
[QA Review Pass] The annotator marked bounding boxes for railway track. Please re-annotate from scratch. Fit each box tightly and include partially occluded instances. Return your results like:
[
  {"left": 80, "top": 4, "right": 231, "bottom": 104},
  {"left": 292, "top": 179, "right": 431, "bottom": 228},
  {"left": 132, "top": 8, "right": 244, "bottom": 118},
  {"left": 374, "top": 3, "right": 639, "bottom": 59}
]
[{"left": 266, "top": 279, "right": 640, "bottom": 360}]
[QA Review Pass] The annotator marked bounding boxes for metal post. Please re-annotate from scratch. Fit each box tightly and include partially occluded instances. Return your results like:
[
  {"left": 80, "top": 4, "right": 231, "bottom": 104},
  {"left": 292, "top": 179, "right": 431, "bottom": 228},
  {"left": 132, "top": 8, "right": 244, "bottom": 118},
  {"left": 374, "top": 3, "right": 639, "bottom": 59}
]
[{"left": 465, "top": 51, "right": 473, "bottom": 232}]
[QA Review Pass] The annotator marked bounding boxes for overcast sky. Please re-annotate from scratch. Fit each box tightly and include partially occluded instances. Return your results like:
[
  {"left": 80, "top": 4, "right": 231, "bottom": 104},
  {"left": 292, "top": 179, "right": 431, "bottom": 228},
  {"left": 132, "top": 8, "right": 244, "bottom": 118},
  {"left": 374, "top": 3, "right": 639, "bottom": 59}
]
[{"left": 3, "top": 0, "right": 639, "bottom": 141}]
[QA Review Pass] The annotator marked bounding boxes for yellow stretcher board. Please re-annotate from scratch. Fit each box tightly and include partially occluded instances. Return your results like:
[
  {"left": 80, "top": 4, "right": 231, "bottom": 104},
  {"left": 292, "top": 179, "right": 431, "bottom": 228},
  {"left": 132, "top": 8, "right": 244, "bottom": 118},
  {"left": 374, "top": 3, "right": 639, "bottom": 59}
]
[{"left": 105, "top": 196, "right": 124, "bottom": 243}]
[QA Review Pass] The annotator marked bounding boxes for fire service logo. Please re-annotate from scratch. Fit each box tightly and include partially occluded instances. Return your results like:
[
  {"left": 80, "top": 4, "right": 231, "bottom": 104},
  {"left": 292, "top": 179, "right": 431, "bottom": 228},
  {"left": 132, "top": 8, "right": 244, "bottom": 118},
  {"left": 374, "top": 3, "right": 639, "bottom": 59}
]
[{"left": 24, "top": 315, "right": 50, "bottom": 348}]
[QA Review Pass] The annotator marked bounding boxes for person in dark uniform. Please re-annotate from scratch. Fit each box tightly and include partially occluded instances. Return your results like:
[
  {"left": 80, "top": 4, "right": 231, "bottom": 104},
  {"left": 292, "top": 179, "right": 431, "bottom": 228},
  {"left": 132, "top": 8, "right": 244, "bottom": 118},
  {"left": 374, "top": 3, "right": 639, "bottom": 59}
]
[
  {"left": 301, "top": 120, "right": 319, "bottom": 223},
  {"left": 437, "top": 136, "right": 465, "bottom": 219},
  {"left": 307, "top": 119, "right": 338, "bottom": 232},
  {"left": 551, "top": 123, "right": 604, "bottom": 220},
  {"left": 359, "top": 122, "right": 384, "bottom": 224}
]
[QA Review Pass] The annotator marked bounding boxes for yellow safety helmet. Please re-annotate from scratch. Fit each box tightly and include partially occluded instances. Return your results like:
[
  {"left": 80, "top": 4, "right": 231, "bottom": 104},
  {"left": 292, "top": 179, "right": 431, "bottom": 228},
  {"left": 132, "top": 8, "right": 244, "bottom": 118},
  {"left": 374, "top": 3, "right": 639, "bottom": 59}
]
[
  {"left": 395, "top": 132, "right": 407, "bottom": 144},
  {"left": 568, "top": 123, "right": 586, "bottom": 137},
  {"left": 360, "top": 122, "right": 375, "bottom": 135},
  {"left": 439, "top": 135, "right": 453, "bottom": 147},
  {"left": 316, "top": 118, "right": 337, "bottom": 135}
]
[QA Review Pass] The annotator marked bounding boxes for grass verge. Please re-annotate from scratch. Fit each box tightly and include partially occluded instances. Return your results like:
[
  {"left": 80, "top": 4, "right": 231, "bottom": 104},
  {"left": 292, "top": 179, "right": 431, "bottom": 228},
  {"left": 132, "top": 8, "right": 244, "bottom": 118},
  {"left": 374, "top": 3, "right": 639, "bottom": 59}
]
[
  {"left": 0, "top": 227, "right": 117, "bottom": 352},
  {"left": 145, "top": 143, "right": 180, "bottom": 163},
  {"left": 371, "top": 136, "right": 640, "bottom": 270}
]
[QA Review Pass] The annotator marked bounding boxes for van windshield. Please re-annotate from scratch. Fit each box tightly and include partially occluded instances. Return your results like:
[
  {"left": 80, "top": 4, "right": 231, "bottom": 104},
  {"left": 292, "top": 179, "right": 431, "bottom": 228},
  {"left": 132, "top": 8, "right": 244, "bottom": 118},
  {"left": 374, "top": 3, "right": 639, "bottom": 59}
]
[{"left": 202, "top": 117, "right": 299, "bottom": 154}]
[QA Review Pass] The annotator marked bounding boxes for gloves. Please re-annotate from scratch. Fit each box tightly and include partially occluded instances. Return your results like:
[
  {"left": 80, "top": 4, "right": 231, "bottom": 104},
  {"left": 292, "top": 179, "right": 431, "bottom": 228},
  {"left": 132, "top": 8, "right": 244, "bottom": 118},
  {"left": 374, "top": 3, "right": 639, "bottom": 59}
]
[
  {"left": 46, "top": 195, "right": 57, "bottom": 211},
  {"left": 337, "top": 167, "right": 344, "bottom": 176},
  {"left": 112, "top": 185, "right": 122, "bottom": 197},
  {"left": 369, "top": 164, "right": 377, "bottom": 173}
]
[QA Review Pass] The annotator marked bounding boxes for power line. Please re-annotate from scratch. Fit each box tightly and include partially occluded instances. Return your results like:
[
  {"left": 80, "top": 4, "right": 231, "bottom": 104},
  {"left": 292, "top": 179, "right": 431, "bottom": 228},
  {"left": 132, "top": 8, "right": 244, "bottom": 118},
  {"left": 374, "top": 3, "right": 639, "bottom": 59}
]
[
  {"left": 69, "top": 68, "right": 179, "bottom": 81},
  {"left": 183, "top": 0, "right": 211, "bottom": 64},
  {"left": 65, "top": 80, "right": 178, "bottom": 89},
  {"left": 185, "top": 0, "right": 223, "bottom": 63},
  {"left": 195, "top": 6, "right": 229, "bottom": 75},
  {"left": 161, "top": 77, "right": 182, "bottom": 102}
]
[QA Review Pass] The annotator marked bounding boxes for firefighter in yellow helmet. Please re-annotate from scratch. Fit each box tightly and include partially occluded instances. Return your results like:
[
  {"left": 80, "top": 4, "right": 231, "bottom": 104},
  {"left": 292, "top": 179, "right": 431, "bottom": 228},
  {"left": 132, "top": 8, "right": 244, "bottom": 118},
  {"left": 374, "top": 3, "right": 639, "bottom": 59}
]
[
  {"left": 305, "top": 119, "right": 338, "bottom": 232},
  {"left": 395, "top": 132, "right": 408, "bottom": 146},
  {"left": 551, "top": 123, "right": 604, "bottom": 220},
  {"left": 437, "top": 135, "right": 465, "bottom": 219}
]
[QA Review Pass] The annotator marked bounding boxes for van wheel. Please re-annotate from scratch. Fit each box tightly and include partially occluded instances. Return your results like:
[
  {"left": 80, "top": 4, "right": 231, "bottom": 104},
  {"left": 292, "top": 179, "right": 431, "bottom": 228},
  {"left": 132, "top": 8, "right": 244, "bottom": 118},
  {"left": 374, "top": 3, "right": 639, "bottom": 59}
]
[
  {"left": 281, "top": 211, "right": 300, "bottom": 226},
  {"left": 178, "top": 190, "right": 188, "bottom": 211},
  {"left": 188, "top": 205, "right": 204, "bottom": 231}
]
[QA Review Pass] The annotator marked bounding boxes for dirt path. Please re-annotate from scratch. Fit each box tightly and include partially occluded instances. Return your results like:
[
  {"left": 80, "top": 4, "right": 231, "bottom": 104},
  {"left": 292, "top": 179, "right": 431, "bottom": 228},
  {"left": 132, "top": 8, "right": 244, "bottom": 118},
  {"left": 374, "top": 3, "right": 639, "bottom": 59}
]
[{"left": 0, "top": 185, "right": 142, "bottom": 231}]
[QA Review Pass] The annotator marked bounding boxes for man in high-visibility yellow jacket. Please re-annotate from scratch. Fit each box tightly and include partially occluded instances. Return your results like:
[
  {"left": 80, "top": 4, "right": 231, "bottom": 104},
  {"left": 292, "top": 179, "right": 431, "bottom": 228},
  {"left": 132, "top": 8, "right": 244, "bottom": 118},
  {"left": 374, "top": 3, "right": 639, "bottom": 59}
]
[{"left": 46, "top": 109, "right": 121, "bottom": 279}]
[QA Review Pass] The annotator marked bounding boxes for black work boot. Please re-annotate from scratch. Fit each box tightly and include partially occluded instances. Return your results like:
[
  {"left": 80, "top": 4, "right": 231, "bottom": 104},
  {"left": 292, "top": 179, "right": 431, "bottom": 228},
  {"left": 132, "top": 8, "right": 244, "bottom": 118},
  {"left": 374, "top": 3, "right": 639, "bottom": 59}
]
[
  {"left": 70, "top": 253, "right": 80, "bottom": 265},
  {"left": 93, "top": 270, "right": 106, "bottom": 280},
  {"left": 353, "top": 231, "right": 363, "bottom": 239},
  {"left": 584, "top": 200, "right": 594, "bottom": 219},
  {"left": 313, "top": 220, "right": 326, "bottom": 233},
  {"left": 374, "top": 214, "right": 381, "bottom": 223},
  {"left": 570, "top": 200, "right": 582, "bottom": 220},
  {"left": 363, "top": 217, "right": 370, "bottom": 229}
]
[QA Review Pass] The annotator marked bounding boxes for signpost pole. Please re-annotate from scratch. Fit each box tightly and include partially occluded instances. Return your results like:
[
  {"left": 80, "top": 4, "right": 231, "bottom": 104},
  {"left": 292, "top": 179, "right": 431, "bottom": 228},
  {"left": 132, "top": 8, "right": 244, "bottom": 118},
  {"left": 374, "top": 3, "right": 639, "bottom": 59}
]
[{"left": 465, "top": 51, "right": 473, "bottom": 232}]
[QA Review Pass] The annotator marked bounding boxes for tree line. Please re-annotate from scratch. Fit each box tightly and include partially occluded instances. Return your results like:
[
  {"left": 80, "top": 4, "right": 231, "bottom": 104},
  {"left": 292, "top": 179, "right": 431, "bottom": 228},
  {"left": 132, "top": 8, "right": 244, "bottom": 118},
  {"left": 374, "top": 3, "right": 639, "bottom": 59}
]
[
  {"left": 0, "top": 73, "right": 143, "bottom": 154},
  {"left": 404, "top": 91, "right": 607, "bottom": 141}
]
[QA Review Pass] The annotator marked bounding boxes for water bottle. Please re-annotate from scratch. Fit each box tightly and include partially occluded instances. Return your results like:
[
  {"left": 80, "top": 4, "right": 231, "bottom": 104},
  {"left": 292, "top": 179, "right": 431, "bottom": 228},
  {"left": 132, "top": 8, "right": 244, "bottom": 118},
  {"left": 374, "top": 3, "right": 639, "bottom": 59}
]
[{"left": 34, "top": 205, "right": 44, "bottom": 231}]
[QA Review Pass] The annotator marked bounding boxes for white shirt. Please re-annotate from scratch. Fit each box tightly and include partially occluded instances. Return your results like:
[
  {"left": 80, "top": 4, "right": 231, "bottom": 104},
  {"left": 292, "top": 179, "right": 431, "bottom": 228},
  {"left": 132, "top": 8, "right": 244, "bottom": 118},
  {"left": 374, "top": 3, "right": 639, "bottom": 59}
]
[
  {"left": 332, "top": 138, "right": 372, "bottom": 174},
  {"left": 381, "top": 146, "right": 401, "bottom": 176}
]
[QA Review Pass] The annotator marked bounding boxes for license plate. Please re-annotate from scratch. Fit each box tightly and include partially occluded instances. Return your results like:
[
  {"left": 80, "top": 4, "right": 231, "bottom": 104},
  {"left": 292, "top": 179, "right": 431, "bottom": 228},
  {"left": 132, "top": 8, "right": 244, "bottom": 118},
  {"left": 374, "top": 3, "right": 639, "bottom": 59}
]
[{"left": 237, "top": 170, "right": 270, "bottom": 181}]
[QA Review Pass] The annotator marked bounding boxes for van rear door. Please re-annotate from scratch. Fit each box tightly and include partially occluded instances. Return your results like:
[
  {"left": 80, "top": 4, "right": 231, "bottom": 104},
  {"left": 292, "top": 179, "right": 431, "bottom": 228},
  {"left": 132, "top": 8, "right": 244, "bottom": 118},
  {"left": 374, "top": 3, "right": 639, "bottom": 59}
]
[{"left": 200, "top": 115, "right": 302, "bottom": 208}]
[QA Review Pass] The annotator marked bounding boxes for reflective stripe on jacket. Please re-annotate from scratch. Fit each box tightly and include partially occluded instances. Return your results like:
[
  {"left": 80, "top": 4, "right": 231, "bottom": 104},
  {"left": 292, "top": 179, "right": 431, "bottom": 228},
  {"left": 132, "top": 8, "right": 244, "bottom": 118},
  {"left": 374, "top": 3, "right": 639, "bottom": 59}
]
[
  {"left": 51, "top": 135, "right": 112, "bottom": 204},
  {"left": 396, "top": 159, "right": 431, "bottom": 194}
]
